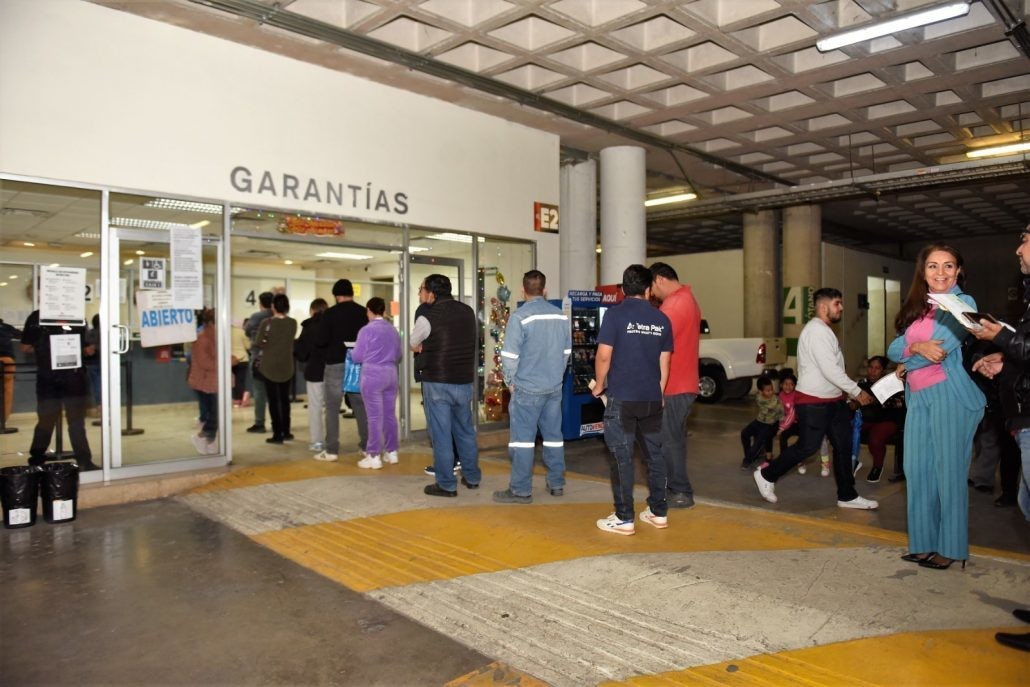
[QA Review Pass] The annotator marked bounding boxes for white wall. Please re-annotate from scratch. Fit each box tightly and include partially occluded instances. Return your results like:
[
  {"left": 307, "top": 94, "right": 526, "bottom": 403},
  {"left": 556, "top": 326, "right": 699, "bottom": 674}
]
[{"left": 0, "top": 0, "right": 560, "bottom": 280}]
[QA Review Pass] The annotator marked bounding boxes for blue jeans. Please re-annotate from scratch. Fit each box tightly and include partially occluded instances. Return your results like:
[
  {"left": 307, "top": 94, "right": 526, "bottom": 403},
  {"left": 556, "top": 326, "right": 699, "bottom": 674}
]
[
  {"left": 661, "top": 393, "right": 696, "bottom": 495},
  {"left": 196, "top": 391, "right": 217, "bottom": 440},
  {"left": 423, "top": 382, "right": 481, "bottom": 491},
  {"left": 249, "top": 358, "right": 267, "bottom": 426},
  {"left": 1017, "top": 428, "right": 1030, "bottom": 521},
  {"left": 507, "top": 388, "right": 564, "bottom": 496},
  {"left": 602, "top": 396, "right": 667, "bottom": 521}
]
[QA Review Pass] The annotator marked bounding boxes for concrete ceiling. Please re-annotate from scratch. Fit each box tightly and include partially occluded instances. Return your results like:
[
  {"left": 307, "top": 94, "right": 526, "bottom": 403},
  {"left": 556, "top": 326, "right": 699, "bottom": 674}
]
[{"left": 73, "top": 1, "right": 1030, "bottom": 254}]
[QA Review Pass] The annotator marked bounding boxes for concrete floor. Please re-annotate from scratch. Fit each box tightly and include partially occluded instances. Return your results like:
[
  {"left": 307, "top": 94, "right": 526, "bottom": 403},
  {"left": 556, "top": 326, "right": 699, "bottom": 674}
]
[{"left": 2, "top": 399, "right": 1028, "bottom": 686}]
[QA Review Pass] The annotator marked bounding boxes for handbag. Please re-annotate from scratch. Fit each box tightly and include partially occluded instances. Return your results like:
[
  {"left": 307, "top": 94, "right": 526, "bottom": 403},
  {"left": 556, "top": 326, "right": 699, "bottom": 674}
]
[{"left": 343, "top": 348, "right": 361, "bottom": 393}]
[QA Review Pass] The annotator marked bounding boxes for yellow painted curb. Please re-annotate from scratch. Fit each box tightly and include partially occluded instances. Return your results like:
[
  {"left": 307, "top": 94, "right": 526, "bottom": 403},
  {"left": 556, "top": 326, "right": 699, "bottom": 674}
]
[{"left": 601, "top": 627, "right": 1028, "bottom": 686}]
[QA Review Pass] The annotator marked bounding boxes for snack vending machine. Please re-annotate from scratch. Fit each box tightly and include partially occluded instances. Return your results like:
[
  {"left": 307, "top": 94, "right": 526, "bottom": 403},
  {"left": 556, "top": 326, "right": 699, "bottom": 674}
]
[{"left": 561, "top": 290, "right": 607, "bottom": 440}]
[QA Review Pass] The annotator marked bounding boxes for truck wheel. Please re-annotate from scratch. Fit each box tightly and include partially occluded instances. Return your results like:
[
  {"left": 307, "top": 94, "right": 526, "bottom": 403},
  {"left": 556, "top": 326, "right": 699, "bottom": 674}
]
[
  {"left": 724, "top": 378, "right": 753, "bottom": 400},
  {"left": 698, "top": 364, "right": 726, "bottom": 404}
]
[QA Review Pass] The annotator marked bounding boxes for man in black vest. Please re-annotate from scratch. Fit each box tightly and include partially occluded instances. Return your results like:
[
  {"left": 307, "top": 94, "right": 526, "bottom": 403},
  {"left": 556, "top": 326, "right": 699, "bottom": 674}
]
[{"left": 411, "top": 274, "right": 482, "bottom": 496}]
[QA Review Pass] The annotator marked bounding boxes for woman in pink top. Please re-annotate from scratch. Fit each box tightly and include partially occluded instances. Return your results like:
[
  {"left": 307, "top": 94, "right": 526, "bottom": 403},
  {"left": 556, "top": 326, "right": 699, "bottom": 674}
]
[{"left": 888, "top": 244, "right": 985, "bottom": 570}]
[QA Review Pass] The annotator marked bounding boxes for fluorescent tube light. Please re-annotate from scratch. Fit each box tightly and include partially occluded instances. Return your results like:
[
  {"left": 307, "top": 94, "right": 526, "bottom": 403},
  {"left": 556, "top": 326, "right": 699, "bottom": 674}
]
[
  {"left": 421, "top": 232, "right": 486, "bottom": 244},
  {"left": 112, "top": 217, "right": 195, "bottom": 231},
  {"left": 966, "top": 141, "right": 1030, "bottom": 158},
  {"left": 144, "top": 198, "right": 241, "bottom": 215},
  {"left": 315, "top": 251, "right": 373, "bottom": 260},
  {"left": 644, "top": 192, "right": 697, "bottom": 208},
  {"left": 816, "top": 2, "right": 970, "bottom": 52}
]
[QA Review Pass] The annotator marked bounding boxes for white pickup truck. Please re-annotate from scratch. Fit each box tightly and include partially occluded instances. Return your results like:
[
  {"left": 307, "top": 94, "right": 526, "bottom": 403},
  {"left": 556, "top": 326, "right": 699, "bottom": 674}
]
[{"left": 697, "top": 320, "right": 787, "bottom": 403}]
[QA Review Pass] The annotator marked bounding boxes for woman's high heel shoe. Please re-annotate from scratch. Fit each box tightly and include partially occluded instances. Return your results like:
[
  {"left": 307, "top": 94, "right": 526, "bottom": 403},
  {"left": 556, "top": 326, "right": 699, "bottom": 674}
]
[
  {"left": 918, "top": 555, "right": 966, "bottom": 570},
  {"left": 901, "top": 552, "right": 935, "bottom": 563}
]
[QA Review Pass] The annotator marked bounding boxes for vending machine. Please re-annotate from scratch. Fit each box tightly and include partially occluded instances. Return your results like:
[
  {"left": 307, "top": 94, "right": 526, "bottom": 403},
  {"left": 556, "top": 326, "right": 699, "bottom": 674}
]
[{"left": 561, "top": 290, "right": 607, "bottom": 440}]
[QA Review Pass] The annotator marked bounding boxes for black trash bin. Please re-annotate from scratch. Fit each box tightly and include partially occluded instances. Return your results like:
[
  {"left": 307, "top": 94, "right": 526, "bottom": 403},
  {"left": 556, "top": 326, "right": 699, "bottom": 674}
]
[
  {"left": 1, "top": 465, "right": 41, "bottom": 529},
  {"left": 40, "top": 461, "right": 79, "bottom": 524}
]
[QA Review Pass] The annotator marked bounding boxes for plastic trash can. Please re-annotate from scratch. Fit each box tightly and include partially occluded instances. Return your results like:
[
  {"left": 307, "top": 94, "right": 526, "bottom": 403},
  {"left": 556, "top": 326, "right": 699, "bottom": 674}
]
[
  {"left": 40, "top": 461, "right": 79, "bottom": 524},
  {"left": 1, "top": 465, "right": 40, "bottom": 529}
]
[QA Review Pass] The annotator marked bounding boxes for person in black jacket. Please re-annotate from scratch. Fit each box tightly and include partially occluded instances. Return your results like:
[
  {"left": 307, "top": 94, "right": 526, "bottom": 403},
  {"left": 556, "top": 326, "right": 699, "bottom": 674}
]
[
  {"left": 313, "top": 279, "right": 367, "bottom": 462},
  {"left": 296, "top": 298, "right": 328, "bottom": 453},
  {"left": 0, "top": 318, "right": 21, "bottom": 426},
  {"left": 972, "top": 224, "right": 1030, "bottom": 653}
]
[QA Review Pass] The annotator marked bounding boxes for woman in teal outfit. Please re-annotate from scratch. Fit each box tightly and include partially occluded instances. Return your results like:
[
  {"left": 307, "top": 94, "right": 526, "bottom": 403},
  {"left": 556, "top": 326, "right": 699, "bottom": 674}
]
[{"left": 888, "top": 244, "right": 985, "bottom": 570}]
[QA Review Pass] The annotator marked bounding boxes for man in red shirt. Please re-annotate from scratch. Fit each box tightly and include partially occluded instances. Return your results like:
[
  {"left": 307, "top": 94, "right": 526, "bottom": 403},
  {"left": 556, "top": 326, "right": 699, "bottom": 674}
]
[{"left": 649, "top": 262, "right": 701, "bottom": 508}]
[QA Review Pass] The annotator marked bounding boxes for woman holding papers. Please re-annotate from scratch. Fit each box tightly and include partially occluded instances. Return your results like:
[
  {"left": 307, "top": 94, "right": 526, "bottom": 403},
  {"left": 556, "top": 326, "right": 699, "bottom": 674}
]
[{"left": 888, "top": 244, "right": 985, "bottom": 570}]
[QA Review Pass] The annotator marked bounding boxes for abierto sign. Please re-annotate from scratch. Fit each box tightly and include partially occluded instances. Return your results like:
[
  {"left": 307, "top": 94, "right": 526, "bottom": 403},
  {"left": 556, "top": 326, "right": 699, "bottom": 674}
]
[{"left": 137, "top": 289, "right": 197, "bottom": 348}]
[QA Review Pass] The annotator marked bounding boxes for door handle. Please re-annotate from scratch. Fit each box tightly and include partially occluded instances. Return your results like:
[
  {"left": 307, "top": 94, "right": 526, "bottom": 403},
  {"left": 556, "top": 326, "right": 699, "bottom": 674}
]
[{"left": 113, "top": 324, "right": 130, "bottom": 354}]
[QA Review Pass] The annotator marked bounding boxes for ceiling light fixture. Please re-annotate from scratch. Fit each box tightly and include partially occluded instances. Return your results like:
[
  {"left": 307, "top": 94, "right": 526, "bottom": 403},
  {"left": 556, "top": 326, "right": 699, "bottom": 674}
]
[
  {"left": 22, "top": 241, "right": 35, "bottom": 247},
  {"left": 124, "top": 259, "right": 134, "bottom": 265},
  {"left": 315, "top": 251, "right": 373, "bottom": 261},
  {"left": 0, "top": 282, "right": 7, "bottom": 287},
  {"left": 816, "top": 2, "right": 970, "bottom": 52},
  {"left": 135, "top": 250, "right": 145, "bottom": 255},
  {"left": 112, "top": 217, "right": 194, "bottom": 231},
  {"left": 284, "top": 259, "right": 294, "bottom": 265},
  {"left": 74, "top": 232, "right": 102, "bottom": 240},
  {"left": 80, "top": 251, "right": 94, "bottom": 258},
  {"left": 966, "top": 141, "right": 1030, "bottom": 158},
  {"left": 644, "top": 192, "right": 698, "bottom": 208},
  {"left": 190, "top": 220, "right": 211, "bottom": 229},
  {"left": 9, "top": 275, "right": 18, "bottom": 279},
  {"left": 144, "top": 198, "right": 241, "bottom": 215},
  {"left": 420, "top": 233, "right": 485, "bottom": 244}
]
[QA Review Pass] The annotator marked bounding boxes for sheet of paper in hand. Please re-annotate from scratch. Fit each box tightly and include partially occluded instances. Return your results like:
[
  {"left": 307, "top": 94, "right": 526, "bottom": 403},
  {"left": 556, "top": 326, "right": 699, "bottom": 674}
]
[
  {"left": 926, "top": 293, "right": 1012, "bottom": 332},
  {"left": 870, "top": 373, "right": 904, "bottom": 405}
]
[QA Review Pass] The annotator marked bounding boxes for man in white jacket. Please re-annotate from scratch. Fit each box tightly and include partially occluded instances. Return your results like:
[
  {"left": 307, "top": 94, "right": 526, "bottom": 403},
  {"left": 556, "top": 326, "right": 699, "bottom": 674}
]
[{"left": 753, "top": 287, "right": 878, "bottom": 509}]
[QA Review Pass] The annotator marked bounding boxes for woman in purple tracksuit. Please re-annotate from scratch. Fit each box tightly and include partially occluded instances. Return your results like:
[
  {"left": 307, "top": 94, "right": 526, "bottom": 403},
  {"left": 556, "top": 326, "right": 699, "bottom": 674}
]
[{"left": 351, "top": 297, "right": 402, "bottom": 469}]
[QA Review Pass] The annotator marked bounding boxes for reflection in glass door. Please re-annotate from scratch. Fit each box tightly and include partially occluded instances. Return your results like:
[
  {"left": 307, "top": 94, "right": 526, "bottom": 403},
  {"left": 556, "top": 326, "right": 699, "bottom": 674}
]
[{"left": 105, "top": 227, "right": 225, "bottom": 473}]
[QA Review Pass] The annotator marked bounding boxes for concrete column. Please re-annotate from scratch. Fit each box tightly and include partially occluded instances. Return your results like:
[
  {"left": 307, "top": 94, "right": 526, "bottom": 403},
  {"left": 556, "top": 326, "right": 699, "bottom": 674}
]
[
  {"left": 599, "top": 146, "right": 646, "bottom": 285},
  {"left": 742, "top": 209, "right": 777, "bottom": 338},
  {"left": 782, "top": 204, "right": 822, "bottom": 352},
  {"left": 559, "top": 158, "right": 597, "bottom": 294}
]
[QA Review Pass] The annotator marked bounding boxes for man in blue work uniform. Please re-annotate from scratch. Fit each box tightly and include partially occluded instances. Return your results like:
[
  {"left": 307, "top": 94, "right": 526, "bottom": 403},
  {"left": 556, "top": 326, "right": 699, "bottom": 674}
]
[{"left": 493, "top": 270, "right": 572, "bottom": 504}]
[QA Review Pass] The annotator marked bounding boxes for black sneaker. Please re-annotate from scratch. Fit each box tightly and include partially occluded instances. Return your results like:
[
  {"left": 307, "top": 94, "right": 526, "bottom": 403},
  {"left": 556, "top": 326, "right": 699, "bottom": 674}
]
[
  {"left": 424, "top": 463, "right": 460, "bottom": 476},
  {"left": 866, "top": 466, "right": 882, "bottom": 483},
  {"left": 668, "top": 492, "right": 695, "bottom": 509},
  {"left": 460, "top": 476, "right": 479, "bottom": 489},
  {"left": 265, "top": 436, "right": 284, "bottom": 444},
  {"left": 493, "top": 488, "right": 531, "bottom": 504},
  {"left": 246, "top": 424, "right": 266, "bottom": 433},
  {"left": 424, "top": 483, "right": 457, "bottom": 498},
  {"left": 283, "top": 433, "right": 295, "bottom": 441}
]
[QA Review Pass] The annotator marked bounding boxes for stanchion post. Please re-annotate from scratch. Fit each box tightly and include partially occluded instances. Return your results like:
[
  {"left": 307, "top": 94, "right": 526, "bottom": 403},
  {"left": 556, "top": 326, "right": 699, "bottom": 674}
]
[{"left": 121, "top": 358, "right": 144, "bottom": 436}]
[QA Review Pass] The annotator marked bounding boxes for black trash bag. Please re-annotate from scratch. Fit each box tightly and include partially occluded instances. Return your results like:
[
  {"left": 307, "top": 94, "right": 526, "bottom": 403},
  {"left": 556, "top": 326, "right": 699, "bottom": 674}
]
[
  {"left": 1, "top": 465, "right": 40, "bottom": 529},
  {"left": 40, "top": 461, "right": 79, "bottom": 524}
]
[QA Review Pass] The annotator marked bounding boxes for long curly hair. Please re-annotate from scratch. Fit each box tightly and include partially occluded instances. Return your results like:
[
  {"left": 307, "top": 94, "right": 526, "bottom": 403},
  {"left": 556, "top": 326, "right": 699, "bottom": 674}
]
[{"left": 893, "top": 243, "right": 965, "bottom": 334}]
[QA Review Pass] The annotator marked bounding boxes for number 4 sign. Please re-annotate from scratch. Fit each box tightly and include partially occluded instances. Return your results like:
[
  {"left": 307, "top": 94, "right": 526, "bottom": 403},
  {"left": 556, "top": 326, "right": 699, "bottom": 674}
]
[{"left": 534, "top": 202, "right": 559, "bottom": 234}]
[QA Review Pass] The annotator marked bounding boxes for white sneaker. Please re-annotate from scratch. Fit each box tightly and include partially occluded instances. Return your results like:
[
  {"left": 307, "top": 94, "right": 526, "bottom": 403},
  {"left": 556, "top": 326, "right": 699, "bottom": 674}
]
[
  {"left": 383, "top": 451, "right": 399, "bottom": 465},
  {"left": 596, "top": 513, "right": 635, "bottom": 536},
  {"left": 190, "top": 434, "right": 210, "bottom": 455},
  {"left": 797, "top": 464, "right": 807, "bottom": 475},
  {"left": 357, "top": 453, "right": 383, "bottom": 470},
  {"left": 753, "top": 468, "right": 778, "bottom": 503},
  {"left": 820, "top": 463, "right": 830, "bottom": 477},
  {"left": 838, "top": 495, "right": 878, "bottom": 510},
  {"left": 639, "top": 507, "right": 668, "bottom": 529},
  {"left": 313, "top": 451, "right": 338, "bottom": 462}
]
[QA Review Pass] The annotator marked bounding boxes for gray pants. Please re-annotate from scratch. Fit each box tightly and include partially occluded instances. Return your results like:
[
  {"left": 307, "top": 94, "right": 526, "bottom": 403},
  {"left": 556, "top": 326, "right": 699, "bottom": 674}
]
[
  {"left": 323, "top": 363, "right": 344, "bottom": 454},
  {"left": 346, "top": 392, "right": 368, "bottom": 453},
  {"left": 661, "top": 393, "right": 696, "bottom": 496},
  {"left": 249, "top": 358, "right": 266, "bottom": 426}
]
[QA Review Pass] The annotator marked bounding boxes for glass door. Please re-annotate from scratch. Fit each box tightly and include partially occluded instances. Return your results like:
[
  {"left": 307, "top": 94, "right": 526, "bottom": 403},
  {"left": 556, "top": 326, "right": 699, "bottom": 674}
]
[{"left": 103, "top": 226, "right": 226, "bottom": 475}]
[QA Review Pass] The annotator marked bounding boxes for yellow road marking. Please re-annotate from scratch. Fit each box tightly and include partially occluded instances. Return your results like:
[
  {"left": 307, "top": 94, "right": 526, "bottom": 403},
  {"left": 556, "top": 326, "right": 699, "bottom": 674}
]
[
  {"left": 601, "top": 627, "right": 1028, "bottom": 686},
  {"left": 445, "top": 661, "right": 549, "bottom": 686}
]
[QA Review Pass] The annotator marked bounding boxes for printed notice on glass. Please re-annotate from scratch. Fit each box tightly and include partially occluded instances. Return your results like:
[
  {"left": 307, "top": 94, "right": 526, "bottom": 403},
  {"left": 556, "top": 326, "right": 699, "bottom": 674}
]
[
  {"left": 170, "top": 225, "right": 203, "bottom": 309},
  {"left": 39, "top": 265, "right": 86, "bottom": 324},
  {"left": 50, "top": 333, "right": 82, "bottom": 370}
]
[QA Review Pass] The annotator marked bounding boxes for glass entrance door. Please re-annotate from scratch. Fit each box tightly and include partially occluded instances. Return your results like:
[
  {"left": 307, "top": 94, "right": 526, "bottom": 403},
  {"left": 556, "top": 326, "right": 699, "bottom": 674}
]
[{"left": 103, "top": 227, "right": 226, "bottom": 474}]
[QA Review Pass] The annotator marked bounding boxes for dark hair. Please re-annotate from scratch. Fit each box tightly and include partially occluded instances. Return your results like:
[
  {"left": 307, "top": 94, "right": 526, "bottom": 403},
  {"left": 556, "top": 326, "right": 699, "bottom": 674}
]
[
  {"left": 777, "top": 367, "right": 795, "bottom": 381},
  {"left": 779, "top": 372, "right": 797, "bottom": 385},
  {"left": 522, "top": 270, "right": 546, "bottom": 296},
  {"left": 813, "top": 287, "right": 842, "bottom": 305},
  {"left": 621, "top": 264, "right": 653, "bottom": 297},
  {"left": 894, "top": 243, "right": 965, "bottom": 333},
  {"left": 649, "top": 262, "right": 679, "bottom": 282},
  {"left": 259, "top": 291, "right": 274, "bottom": 309},
  {"left": 424, "top": 274, "right": 452, "bottom": 299},
  {"left": 310, "top": 298, "right": 328, "bottom": 314},
  {"left": 867, "top": 355, "right": 889, "bottom": 368},
  {"left": 272, "top": 293, "right": 290, "bottom": 315},
  {"left": 366, "top": 297, "right": 386, "bottom": 316},
  {"left": 197, "top": 307, "right": 215, "bottom": 325},
  {"left": 332, "top": 279, "right": 354, "bottom": 297},
  {"left": 756, "top": 375, "right": 774, "bottom": 391}
]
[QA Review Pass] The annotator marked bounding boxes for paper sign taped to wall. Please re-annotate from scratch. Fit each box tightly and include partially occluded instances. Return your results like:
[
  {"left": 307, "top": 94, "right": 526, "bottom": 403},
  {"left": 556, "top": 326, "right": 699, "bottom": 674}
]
[{"left": 137, "top": 289, "right": 197, "bottom": 348}]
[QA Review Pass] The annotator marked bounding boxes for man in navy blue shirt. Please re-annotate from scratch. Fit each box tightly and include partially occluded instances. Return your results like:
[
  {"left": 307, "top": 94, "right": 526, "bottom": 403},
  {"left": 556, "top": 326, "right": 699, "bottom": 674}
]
[{"left": 592, "top": 265, "right": 673, "bottom": 535}]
